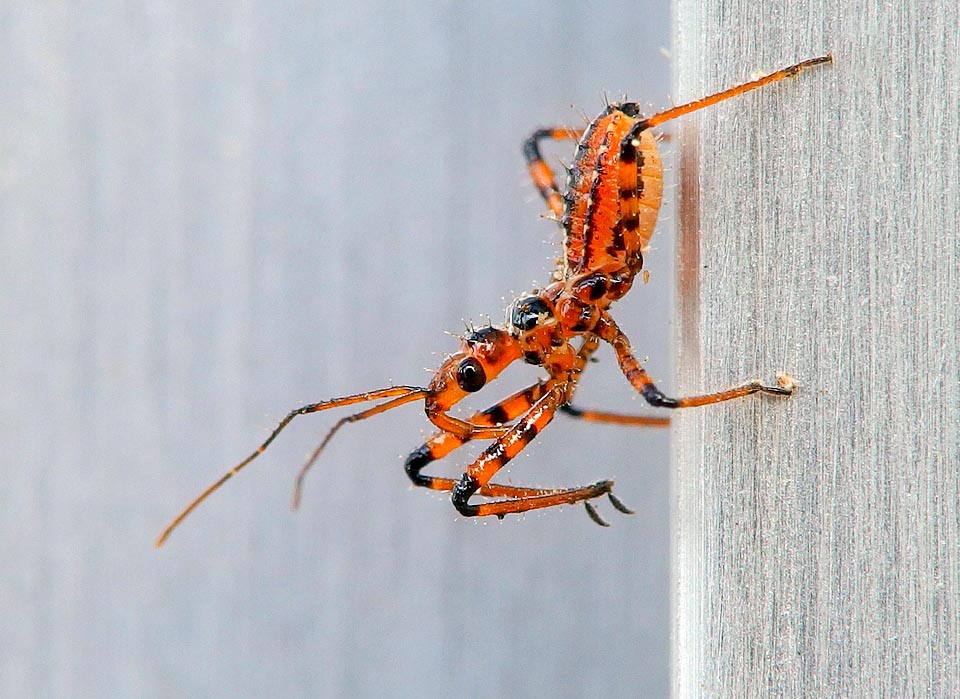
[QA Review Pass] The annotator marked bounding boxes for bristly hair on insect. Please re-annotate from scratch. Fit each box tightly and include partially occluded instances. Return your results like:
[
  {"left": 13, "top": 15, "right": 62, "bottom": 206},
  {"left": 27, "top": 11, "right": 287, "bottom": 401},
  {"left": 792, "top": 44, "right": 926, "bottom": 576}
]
[{"left": 157, "top": 54, "right": 831, "bottom": 547}]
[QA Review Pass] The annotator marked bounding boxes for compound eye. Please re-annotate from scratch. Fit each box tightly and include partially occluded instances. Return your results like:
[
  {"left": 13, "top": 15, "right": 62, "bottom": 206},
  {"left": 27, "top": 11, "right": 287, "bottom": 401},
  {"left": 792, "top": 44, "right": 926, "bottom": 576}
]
[
  {"left": 511, "top": 297, "right": 551, "bottom": 333},
  {"left": 456, "top": 357, "right": 487, "bottom": 392}
]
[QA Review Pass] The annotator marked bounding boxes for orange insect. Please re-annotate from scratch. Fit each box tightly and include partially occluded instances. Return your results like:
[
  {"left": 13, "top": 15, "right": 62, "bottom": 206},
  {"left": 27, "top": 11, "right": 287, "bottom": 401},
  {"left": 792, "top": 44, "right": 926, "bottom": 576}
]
[{"left": 157, "top": 54, "right": 831, "bottom": 546}]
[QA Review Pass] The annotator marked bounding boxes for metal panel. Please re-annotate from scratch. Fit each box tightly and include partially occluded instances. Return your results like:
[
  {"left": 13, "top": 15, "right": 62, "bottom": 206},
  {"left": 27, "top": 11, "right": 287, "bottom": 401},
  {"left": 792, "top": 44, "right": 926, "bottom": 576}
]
[{"left": 674, "top": 1, "right": 959, "bottom": 697}]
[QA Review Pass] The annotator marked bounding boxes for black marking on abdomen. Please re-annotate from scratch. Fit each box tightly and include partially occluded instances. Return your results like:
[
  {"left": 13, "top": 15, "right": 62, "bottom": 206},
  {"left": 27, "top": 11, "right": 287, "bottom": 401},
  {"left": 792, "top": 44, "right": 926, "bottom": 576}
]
[{"left": 582, "top": 127, "right": 614, "bottom": 268}]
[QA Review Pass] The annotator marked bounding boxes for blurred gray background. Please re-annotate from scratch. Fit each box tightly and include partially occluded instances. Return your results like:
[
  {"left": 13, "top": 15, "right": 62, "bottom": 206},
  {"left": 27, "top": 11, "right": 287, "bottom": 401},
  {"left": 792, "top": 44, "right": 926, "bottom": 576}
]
[{"left": 0, "top": 3, "right": 674, "bottom": 698}]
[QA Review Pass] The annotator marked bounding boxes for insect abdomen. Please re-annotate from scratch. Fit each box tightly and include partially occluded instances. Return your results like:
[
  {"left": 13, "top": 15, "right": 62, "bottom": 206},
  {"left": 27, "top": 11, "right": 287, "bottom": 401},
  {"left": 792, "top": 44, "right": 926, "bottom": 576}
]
[{"left": 563, "top": 109, "right": 663, "bottom": 275}]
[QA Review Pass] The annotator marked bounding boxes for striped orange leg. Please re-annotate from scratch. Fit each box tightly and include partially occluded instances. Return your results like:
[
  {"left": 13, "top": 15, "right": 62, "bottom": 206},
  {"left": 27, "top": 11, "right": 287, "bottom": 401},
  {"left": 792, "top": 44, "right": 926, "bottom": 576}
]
[
  {"left": 595, "top": 314, "right": 794, "bottom": 409},
  {"left": 523, "top": 127, "right": 583, "bottom": 216},
  {"left": 451, "top": 386, "right": 633, "bottom": 526},
  {"left": 560, "top": 334, "right": 670, "bottom": 427},
  {"left": 405, "top": 380, "right": 569, "bottom": 500},
  {"left": 295, "top": 377, "right": 635, "bottom": 508}
]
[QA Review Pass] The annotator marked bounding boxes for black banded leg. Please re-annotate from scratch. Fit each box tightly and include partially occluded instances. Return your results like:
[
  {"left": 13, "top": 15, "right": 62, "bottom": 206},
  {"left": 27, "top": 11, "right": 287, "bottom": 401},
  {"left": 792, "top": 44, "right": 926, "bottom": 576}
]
[
  {"left": 595, "top": 314, "right": 796, "bottom": 409},
  {"left": 555, "top": 334, "right": 672, "bottom": 426},
  {"left": 451, "top": 388, "right": 631, "bottom": 526},
  {"left": 523, "top": 127, "right": 582, "bottom": 217},
  {"left": 405, "top": 381, "right": 559, "bottom": 500}
]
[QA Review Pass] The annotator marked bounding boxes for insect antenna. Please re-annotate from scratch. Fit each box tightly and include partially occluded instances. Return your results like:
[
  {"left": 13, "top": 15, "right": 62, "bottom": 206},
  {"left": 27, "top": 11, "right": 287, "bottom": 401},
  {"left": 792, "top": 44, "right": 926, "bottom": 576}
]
[
  {"left": 291, "top": 391, "right": 425, "bottom": 509},
  {"left": 156, "top": 386, "right": 428, "bottom": 547}
]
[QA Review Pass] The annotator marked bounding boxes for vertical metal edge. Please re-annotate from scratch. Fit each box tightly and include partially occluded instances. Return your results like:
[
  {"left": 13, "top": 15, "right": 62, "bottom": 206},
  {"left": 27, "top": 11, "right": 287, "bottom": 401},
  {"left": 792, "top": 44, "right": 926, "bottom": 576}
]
[{"left": 672, "top": 1, "right": 703, "bottom": 696}]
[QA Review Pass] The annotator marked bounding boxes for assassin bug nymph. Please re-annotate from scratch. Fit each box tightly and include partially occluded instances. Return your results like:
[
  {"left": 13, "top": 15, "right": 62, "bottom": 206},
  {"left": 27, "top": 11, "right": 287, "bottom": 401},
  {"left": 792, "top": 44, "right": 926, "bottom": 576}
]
[{"left": 157, "top": 54, "right": 831, "bottom": 546}]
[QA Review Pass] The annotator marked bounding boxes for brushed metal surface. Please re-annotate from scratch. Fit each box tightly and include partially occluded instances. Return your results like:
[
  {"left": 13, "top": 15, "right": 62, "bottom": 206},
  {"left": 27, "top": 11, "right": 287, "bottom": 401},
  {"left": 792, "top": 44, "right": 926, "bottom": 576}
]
[{"left": 673, "top": 2, "right": 959, "bottom": 697}]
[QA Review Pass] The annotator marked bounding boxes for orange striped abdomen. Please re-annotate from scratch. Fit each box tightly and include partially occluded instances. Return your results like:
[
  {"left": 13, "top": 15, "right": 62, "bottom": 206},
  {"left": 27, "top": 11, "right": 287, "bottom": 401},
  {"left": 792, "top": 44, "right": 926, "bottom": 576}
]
[{"left": 562, "top": 107, "right": 663, "bottom": 276}]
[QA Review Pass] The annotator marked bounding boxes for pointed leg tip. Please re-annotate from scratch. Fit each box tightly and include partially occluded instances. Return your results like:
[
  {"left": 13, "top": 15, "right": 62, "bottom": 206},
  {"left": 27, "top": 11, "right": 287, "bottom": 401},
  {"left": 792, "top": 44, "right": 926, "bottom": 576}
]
[
  {"left": 291, "top": 477, "right": 307, "bottom": 511},
  {"left": 757, "top": 372, "right": 798, "bottom": 396},
  {"left": 607, "top": 492, "right": 635, "bottom": 515},
  {"left": 584, "top": 501, "right": 611, "bottom": 527}
]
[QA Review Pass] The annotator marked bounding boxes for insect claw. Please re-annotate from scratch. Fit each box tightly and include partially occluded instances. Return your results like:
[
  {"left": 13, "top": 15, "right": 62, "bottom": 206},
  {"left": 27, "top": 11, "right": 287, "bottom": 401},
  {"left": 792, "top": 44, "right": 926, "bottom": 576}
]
[
  {"left": 759, "top": 377, "right": 795, "bottom": 396},
  {"left": 775, "top": 372, "right": 799, "bottom": 392},
  {"left": 607, "top": 491, "right": 635, "bottom": 515},
  {"left": 584, "top": 501, "right": 611, "bottom": 527}
]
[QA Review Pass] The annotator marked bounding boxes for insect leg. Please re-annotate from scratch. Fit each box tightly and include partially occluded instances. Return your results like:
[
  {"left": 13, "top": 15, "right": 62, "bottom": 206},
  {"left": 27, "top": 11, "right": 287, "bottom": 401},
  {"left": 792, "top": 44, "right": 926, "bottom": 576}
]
[
  {"left": 559, "top": 334, "right": 670, "bottom": 426},
  {"left": 451, "top": 387, "right": 628, "bottom": 524},
  {"left": 614, "top": 56, "right": 832, "bottom": 221},
  {"left": 523, "top": 127, "right": 583, "bottom": 217},
  {"left": 559, "top": 404, "right": 670, "bottom": 427},
  {"left": 596, "top": 314, "right": 794, "bottom": 409},
  {"left": 405, "top": 381, "right": 564, "bottom": 499},
  {"left": 639, "top": 54, "right": 832, "bottom": 130}
]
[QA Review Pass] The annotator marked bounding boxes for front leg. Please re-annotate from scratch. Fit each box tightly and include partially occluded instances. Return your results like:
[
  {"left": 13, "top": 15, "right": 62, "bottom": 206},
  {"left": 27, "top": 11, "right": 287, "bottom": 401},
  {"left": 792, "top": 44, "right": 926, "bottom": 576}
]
[
  {"left": 405, "top": 380, "right": 561, "bottom": 499},
  {"left": 595, "top": 314, "right": 795, "bottom": 408},
  {"left": 451, "top": 386, "right": 631, "bottom": 525}
]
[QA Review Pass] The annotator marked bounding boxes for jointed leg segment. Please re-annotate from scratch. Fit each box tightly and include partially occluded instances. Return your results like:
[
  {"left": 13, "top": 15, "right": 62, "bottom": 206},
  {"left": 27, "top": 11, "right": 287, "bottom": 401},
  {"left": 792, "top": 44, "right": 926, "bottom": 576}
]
[
  {"left": 403, "top": 334, "right": 666, "bottom": 521},
  {"left": 523, "top": 127, "right": 583, "bottom": 217},
  {"left": 561, "top": 334, "right": 671, "bottom": 426},
  {"left": 448, "top": 386, "right": 631, "bottom": 525},
  {"left": 405, "top": 380, "right": 561, "bottom": 499},
  {"left": 595, "top": 314, "right": 794, "bottom": 409}
]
